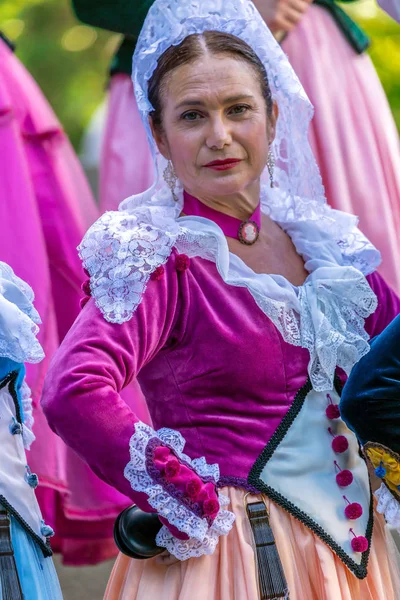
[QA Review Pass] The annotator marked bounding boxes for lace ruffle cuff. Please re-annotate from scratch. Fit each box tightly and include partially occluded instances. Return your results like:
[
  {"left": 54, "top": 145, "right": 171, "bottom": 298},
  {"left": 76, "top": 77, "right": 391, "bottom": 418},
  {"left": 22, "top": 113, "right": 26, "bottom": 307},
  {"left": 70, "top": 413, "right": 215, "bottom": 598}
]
[
  {"left": 365, "top": 442, "right": 400, "bottom": 531},
  {"left": 124, "top": 422, "right": 235, "bottom": 560}
]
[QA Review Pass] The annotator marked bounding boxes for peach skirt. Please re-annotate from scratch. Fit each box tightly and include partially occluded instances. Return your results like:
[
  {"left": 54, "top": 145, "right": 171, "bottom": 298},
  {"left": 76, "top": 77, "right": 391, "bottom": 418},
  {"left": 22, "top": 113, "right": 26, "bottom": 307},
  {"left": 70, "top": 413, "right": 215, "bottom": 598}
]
[{"left": 105, "top": 487, "right": 400, "bottom": 600}]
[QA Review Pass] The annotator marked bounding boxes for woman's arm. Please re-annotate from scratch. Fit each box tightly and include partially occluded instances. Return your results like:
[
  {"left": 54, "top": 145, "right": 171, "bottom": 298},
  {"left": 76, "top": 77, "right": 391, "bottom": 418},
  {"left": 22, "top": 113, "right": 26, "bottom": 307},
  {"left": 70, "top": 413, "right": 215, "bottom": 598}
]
[
  {"left": 252, "top": 0, "right": 312, "bottom": 34},
  {"left": 41, "top": 256, "right": 234, "bottom": 557}
]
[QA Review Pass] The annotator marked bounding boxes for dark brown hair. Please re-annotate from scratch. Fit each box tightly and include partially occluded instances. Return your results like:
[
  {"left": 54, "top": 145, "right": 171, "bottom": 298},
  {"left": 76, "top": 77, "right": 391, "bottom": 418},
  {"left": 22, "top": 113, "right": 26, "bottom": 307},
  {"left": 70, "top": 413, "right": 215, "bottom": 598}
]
[{"left": 148, "top": 31, "right": 273, "bottom": 127}]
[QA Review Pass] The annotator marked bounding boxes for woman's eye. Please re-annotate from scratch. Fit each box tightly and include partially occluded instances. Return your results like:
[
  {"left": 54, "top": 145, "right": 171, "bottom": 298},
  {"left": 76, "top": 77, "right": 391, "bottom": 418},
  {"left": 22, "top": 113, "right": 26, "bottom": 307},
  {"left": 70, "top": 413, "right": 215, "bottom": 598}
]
[
  {"left": 229, "top": 105, "right": 249, "bottom": 115},
  {"left": 181, "top": 111, "right": 201, "bottom": 121}
]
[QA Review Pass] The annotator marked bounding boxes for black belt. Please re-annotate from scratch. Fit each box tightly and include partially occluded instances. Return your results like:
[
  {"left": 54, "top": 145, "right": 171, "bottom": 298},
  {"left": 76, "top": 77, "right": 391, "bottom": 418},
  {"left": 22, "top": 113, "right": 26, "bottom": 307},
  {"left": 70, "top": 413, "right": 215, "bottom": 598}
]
[{"left": 246, "top": 495, "right": 290, "bottom": 600}]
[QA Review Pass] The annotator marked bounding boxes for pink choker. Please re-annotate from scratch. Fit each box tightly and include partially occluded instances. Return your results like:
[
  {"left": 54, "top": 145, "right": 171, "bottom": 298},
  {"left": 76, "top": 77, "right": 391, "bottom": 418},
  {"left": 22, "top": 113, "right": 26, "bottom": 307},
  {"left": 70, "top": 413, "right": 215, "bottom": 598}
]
[{"left": 183, "top": 192, "right": 261, "bottom": 245}]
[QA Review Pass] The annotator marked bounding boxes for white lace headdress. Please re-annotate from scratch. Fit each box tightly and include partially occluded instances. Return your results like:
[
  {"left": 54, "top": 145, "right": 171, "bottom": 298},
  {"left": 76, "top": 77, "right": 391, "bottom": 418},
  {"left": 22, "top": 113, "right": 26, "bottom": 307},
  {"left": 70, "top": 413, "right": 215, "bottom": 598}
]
[{"left": 79, "top": 0, "right": 381, "bottom": 391}]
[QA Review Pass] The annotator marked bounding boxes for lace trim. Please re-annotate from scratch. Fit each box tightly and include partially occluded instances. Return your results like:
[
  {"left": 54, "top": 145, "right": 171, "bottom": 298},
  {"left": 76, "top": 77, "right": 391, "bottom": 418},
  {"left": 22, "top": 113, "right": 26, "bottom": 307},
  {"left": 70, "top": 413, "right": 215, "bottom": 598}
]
[
  {"left": 124, "top": 422, "right": 234, "bottom": 550},
  {"left": 375, "top": 483, "right": 400, "bottom": 530},
  {"left": 156, "top": 492, "right": 235, "bottom": 560},
  {"left": 78, "top": 209, "right": 178, "bottom": 324},
  {"left": 145, "top": 438, "right": 216, "bottom": 525}
]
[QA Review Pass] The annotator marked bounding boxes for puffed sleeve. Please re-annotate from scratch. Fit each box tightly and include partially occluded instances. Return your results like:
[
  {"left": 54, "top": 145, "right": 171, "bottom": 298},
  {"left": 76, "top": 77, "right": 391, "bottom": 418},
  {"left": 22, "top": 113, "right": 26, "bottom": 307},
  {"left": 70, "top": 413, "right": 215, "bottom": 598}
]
[
  {"left": 41, "top": 252, "right": 234, "bottom": 559},
  {"left": 364, "top": 271, "right": 400, "bottom": 338}
]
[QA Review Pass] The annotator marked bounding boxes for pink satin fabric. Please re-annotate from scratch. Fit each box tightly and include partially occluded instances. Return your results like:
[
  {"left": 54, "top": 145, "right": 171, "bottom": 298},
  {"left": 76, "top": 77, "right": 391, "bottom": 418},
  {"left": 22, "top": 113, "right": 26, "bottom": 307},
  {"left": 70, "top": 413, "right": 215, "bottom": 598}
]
[
  {"left": 100, "top": 74, "right": 154, "bottom": 212},
  {"left": 0, "top": 39, "right": 132, "bottom": 565},
  {"left": 105, "top": 487, "right": 399, "bottom": 600}
]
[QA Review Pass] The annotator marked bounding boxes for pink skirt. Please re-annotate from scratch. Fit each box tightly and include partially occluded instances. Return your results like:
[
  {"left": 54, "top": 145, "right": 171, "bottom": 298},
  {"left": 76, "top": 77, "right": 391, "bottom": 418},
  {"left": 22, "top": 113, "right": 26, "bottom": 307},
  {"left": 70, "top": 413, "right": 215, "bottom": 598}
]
[
  {"left": 282, "top": 5, "right": 400, "bottom": 293},
  {"left": 104, "top": 487, "right": 400, "bottom": 600},
  {"left": 0, "top": 39, "right": 132, "bottom": 565},
  {"left": 100, "top": 74, "right": 154, "bottom": 212}
]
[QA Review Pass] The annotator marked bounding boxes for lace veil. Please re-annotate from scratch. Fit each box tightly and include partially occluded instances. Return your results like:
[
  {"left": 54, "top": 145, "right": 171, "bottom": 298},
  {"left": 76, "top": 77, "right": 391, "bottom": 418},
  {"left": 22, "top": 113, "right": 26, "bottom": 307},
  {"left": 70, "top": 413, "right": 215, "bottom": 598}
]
[{"left": 119, "top": 0, "right": 374, "bottom": 250}]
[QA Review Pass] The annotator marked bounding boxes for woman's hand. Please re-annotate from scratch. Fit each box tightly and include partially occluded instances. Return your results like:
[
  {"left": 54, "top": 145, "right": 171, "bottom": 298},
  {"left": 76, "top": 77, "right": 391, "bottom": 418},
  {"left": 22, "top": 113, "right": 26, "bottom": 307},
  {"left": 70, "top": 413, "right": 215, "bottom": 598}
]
[{"left": 253, "top": 0, "right": 313, "bottom": 34}]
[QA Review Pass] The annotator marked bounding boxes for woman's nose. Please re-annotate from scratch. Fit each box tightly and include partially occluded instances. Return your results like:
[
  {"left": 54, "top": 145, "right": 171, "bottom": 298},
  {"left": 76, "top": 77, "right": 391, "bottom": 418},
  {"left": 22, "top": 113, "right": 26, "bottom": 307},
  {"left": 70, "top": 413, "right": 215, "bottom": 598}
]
[{"left": 205, "top": 116, "right": 232, "bottom": 150}]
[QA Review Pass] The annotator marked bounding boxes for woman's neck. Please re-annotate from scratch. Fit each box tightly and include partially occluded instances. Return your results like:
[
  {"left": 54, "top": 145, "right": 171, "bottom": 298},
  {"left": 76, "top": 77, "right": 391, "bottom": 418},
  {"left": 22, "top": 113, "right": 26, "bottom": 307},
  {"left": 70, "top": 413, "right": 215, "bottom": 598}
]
[{"left": 184, "top": 180, "right": 261, "bottom": 221}]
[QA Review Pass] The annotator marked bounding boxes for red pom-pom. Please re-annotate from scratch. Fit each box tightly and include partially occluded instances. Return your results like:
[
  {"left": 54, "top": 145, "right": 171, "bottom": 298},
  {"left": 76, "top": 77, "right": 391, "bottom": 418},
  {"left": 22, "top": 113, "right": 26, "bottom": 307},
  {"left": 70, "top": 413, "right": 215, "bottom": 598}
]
[
  {"left": 151, "top": 266, "right": 165, "bottom": 281},
  {"left": 332, "top": 435, "right": 348, "bottom": 454},
  {"left": 80, "top": 297, "right": 90, "bottom": 309},
  {"left": 81, "top": 279, "right": 91, "bottom": 296},
  {"left": 351, "top": 536, "right": 369, "bottom": 553},
  {"left": 176, "top": 254, "right": 190, "bottom": 272},
  {"left": 165, "top": 459, "right": 180, "bottom": 480},
  {"left": 326, "top": 404, "right": 340, "bottom": 420},
  {"left": 345, "top": 502, "right": 363, "bottom": 520},
  {"left": 336, "top": 470, "right": 353, "bottom": 487},
  {"left": 203, "top": 498, "right": 220, "bottom": 518},
  {"left": 186, "top": 478, "right": 202, "bottom": 499}
]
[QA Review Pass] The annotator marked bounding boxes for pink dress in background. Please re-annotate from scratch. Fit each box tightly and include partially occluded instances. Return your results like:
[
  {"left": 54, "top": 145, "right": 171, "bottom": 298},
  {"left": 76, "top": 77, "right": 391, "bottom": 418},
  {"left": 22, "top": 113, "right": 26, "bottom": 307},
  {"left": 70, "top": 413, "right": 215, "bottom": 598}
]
[
  {"left": 100, "top": 8, "right": 400, "bottom": 292},
  {"left": 100, "top": 73, "right": 154, "bottom": 213},
  {"left": 282, "top": 4, "right": 400, "bottom": 292},
  {"left": 0, "top": 39, "right": 131, "bottom": 565}
]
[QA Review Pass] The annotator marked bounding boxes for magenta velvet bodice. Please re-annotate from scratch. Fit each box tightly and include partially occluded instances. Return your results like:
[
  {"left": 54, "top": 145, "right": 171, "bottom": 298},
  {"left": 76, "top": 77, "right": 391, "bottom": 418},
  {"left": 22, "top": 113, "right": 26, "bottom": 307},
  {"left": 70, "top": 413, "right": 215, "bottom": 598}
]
[{"left": 41, "top": 250, "right": 400, "bottom": 504}]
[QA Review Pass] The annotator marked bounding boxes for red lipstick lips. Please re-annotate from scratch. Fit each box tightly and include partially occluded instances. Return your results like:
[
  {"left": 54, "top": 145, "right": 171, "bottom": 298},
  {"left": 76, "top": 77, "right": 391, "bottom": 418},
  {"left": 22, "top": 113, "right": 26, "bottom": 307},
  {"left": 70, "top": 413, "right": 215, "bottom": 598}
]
[{"left": 204, "top": 159, "right": 242, "bottom": 171}]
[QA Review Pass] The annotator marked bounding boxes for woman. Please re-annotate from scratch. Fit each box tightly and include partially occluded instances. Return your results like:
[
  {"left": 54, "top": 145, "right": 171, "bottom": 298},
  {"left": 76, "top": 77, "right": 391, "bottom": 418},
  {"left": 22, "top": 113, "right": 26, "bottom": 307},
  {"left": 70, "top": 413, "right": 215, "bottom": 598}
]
[
  {"left": 0, "top": 34, "right": 123, "bottom": 566},
  {"left": 42, "top": 0, "right": 400, "bottom": 597},
  {"left": 341, "top": 315, "right": 400, "bottom": 535},
  {"left": 0, "top": 262, "right": 62, "bottom": 600},
  {"left": 73, "top": 0, "right": 400, "bottom": 294}
]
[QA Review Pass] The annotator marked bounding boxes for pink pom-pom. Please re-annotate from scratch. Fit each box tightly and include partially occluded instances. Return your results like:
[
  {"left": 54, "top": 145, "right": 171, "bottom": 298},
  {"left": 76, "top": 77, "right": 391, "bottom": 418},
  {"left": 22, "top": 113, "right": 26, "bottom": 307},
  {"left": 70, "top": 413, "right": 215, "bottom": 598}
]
[
  {"left": 332, "top": 435, "right": 348, "bottom": 454},
  {"left": 203, "top": 498, "right": 220, "bottom": 518},
  {"left": 345, "top": 502, "right": 363, "bottom": 520},
  {"left": 165, "top": 459, "right": 180, "bottom": 480},
  {"left": 351, "top": 536, "right": 369, "bottom": 553},
  {"left": 186, "top": 478, "right": 202, "bottom": 499},
  {"left": 326, "top": 404, "right": 340, "bottom": 420},
  {"left": 336, "top": 470, "right": 353, "bottom": 487},
  {"left": 80, "top": 296, "right": 90, "bottom": 309},
  {"left": 151, "top": 266, "right": 165, "bottom": 281},
  {"left": 176, "top": 254, "right": 190, "bottom": 272},
  {"left": 153, "top": 446, "right": 169, "bottom": 460},
  {"left": 81, "top": 279, "right": 91, "bottom": 296}
]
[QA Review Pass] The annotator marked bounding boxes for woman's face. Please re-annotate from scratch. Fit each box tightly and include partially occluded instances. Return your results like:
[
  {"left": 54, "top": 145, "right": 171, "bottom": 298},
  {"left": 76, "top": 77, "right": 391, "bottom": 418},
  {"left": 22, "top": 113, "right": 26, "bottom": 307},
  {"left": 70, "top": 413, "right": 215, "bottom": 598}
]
[{"left": 152, "top": 54, "right": 277, "bottom": 200}]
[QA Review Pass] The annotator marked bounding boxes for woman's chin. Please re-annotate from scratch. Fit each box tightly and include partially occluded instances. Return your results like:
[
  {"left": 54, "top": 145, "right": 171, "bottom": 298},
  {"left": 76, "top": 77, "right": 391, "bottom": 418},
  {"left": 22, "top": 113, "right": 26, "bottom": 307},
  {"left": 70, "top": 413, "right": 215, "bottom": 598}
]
[{"left": 199, "top": 173, "right": 250, "bottom": 197}]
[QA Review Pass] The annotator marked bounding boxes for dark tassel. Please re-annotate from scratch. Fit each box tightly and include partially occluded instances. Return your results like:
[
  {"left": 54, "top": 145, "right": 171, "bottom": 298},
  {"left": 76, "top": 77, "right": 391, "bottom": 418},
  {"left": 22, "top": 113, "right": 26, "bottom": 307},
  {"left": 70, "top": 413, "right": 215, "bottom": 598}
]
[
  {"left": 246, "top": 500, "right": 289, "bottom": 600},
  {"left": 0, "top": 510, "right": 23, "bottom": 600}
]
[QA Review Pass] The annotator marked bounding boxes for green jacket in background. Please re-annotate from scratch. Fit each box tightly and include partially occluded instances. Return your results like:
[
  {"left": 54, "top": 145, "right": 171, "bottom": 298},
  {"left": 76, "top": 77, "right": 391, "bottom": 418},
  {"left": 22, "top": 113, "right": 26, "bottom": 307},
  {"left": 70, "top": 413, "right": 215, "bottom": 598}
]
[
  {"left": 71, "top": 0, "right": 155, "bottom": 75},
  {"left": 71, "top": 0, "right": 368, "bottom": 77}
]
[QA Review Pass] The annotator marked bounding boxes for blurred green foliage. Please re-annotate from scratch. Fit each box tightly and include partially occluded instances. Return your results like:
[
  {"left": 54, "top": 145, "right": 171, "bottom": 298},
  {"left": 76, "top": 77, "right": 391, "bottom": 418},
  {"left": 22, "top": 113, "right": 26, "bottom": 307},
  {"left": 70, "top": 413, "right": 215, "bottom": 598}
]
[
  {"left": 1, "top": 0, "right": 119, "bottom": 149},
  {"left": 1, "top": 0, "right": 399, "bottom": 151}
]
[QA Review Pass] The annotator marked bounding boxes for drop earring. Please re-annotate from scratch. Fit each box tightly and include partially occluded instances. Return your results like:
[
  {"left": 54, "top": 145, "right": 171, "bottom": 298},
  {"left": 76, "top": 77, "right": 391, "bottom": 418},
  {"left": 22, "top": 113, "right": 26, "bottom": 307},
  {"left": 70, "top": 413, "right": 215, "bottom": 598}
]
[
  {"left": 267, "top": 150, "right": 275, "bottom": 188},
  {"left": 163, "top": 160, "right": 178, "bottom": 202}
]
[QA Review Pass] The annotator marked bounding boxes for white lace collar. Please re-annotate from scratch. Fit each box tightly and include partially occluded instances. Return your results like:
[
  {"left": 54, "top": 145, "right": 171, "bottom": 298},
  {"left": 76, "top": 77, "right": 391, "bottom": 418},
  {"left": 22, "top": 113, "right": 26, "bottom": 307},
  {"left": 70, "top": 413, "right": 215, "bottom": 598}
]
[{"left": 79, "top": 186, "right": 380, "bottom": 392}]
